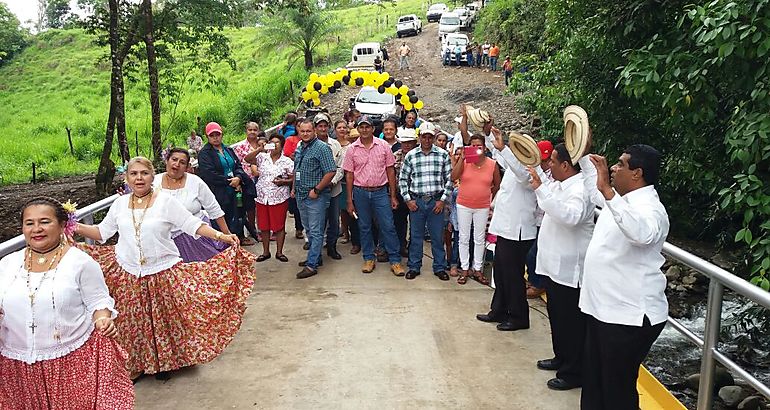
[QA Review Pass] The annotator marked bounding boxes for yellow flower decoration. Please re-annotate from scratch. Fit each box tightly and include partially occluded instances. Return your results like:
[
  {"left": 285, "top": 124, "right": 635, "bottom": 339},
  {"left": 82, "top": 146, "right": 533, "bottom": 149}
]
[{"left": 62, "top": 200, "right": 78, "bottom": 214}]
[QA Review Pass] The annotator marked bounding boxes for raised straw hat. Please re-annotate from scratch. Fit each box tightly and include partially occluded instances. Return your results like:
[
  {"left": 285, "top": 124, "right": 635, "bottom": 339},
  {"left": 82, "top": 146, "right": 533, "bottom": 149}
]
[
  {"left": 563, "top": 105, "right": 590, "bottom": 165},
  {"left": 508, "top": 131, "right": 541, "bottom": 167},
  {"left": 466, "top": 105, "right": 491, "bottom": 129}
]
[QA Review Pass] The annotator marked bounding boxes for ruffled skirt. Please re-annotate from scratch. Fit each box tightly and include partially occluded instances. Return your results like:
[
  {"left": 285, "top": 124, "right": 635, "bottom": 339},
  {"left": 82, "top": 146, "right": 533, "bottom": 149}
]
[
  {"left": 80, "top": 245, "right": 256, "bottom": 375},
  {"left": 0, "top": 331, "right": 134, "bottom": 409},
  {"left": 173, "top": 215, "right": 229, "bottom": 262}
]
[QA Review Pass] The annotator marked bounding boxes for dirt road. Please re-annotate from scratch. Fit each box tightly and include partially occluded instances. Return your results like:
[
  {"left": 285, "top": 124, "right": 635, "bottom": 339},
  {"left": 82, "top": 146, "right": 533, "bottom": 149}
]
[{"left": 323, "top": 23, "right": 530, "bottom": 133}]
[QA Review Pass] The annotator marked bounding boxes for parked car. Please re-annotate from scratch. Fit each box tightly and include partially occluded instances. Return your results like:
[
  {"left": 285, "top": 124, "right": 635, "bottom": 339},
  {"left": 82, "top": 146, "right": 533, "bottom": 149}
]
[
  {"left": 453, "top": 7, "right": 473, "bottom": 30},
  {"left": 350, "top": 86, "right": 398, "bottom": 129},
  {"left": 441, "top": 33, "right": 469, "bottom": 66},
  {"left": 438, "top": 11, "right": 461, "bottom": 41},
  {"left": 426, "top": 3, "right": 448, "bottom": 23},
  {"left": 397, "top": 14, "right": 422, "bottom": 38},
  {"left": 346, "top": 42, "right": 385, "bottom": 71}
]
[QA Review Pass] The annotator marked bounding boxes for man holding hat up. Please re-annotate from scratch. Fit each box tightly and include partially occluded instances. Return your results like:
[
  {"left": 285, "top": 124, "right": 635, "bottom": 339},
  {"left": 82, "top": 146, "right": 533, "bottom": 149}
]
[
  {"left": 398, "top": 122, "right": 453, "bottom": 281},
  {"left": 342, "top": 115, "right": 406, "bottom": 276},
  {"left": 578, "top": 145, "right": 669, "bottom": 410}
]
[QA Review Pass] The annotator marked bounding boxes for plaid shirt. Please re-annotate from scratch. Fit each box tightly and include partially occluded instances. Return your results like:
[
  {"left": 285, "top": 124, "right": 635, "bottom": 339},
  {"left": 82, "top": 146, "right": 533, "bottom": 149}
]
[
  {"left": 294, "top": 137, "right": 336, "bottom": 199},
  {"left": 399, "top": 146, "right": 453, "bottom": 202}
]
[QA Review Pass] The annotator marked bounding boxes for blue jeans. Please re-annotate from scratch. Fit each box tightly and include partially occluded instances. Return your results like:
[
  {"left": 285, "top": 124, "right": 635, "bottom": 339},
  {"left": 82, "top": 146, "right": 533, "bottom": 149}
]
[
  {"left": 298, "top": 192, "right": 330, "bottom": 270},
  {"left": 325, "top": 194, "right": 340, "bottom": 248},
  {"left": 455, "top": 51, "right": 462, "bottom": 65},
  {"left": 408, "top": 197, "right": 447, "bottom": 273},
  {"left": 353, "top": 186, "right": 401, "bottom": 264},
  {"left": 443, "top": 50, "right": 451, "bottom": 65},
  {"left": 490, "top": 56, "right": 498, "bottom": 71},
  {"left": 526, "top": 228, "right": 545, "bottom": 288},
  {"left": 467, "top": 52, "right": 474, "bottom": 67}
]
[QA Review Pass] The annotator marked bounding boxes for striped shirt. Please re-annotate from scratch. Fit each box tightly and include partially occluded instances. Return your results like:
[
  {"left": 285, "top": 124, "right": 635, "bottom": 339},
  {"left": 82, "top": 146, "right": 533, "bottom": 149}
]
[
  {"left": 342, "top": 137, "right": 396, "bottom": 187},
  {"left": 294, "top": 137, "right": 336, "bottom": 199},
  {"left": 399, "top": 146, "right": 453, "bottom": 202}
]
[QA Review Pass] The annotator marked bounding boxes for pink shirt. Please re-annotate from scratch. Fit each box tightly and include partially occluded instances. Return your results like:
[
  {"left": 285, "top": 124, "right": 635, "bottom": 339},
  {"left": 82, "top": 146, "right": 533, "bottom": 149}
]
[{"left": 342, "top": 137, "right": 396, "bottom": 187}]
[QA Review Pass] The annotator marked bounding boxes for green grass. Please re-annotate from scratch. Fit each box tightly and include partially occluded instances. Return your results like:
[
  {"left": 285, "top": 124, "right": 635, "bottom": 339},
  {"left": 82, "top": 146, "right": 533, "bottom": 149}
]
[{"left": 0, "top": 0, "right": 427, "bottom": 185}]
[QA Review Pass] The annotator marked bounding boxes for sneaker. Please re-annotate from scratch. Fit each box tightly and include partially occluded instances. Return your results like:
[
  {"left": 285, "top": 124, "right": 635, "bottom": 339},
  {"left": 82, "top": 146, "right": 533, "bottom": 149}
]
[
  {"left": 390, "top": 263, "right": 405, "bottom": 277},
  {"left": 362, "top": 260, "right": 376, "bottom": 273}
]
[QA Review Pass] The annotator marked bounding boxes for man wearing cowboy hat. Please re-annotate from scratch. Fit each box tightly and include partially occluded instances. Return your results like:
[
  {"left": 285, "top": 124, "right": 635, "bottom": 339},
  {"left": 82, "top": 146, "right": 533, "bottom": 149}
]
[
  {"left": 342, "top": 115, "right": 406, "bottom": 276},
  {"left": 578, "top": 145, "right": 669, "bottom": 410},
  {"left": 398, "top": 122, "right": 453, "bottom": 281},
  {"left": 526, "top": 143, "right": 595, "bottom": 391}
]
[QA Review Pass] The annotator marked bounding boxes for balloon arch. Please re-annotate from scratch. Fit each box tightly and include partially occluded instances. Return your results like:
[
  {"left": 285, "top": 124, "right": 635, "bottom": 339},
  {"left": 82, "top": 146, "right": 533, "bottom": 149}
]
[{"left": 299, "top": 69, "right": 425, "bottom": 112}]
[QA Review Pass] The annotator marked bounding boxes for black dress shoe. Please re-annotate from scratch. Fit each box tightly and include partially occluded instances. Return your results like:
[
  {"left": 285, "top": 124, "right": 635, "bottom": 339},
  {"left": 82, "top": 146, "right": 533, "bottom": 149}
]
[
  {"left": 296, "top": 267, "right": 318, "bottom": 279},
  {"left": 405, "top": 270, "right": 420, "bottom": 280},
  {"left": 475, "top": 313, "right": 505, "bottom": 323},
  {"left": 434, "top": 271, "right": 450, "bottom": 281},
  {"left": 546, "top": 377, "right": 580, "bottom": 391},
  {"left": 327, "top": 248, "right": 342, "bottom": 260},
  {"left": 537, "top": 358, "right": 561, "bottom": 371},
  {"left": 303, "top": 242, "right": 310, "bottom": 250},
  {"left": 496, "top": 321, "right": 529, "bottom": 331},
  {"left": 298, "top": 259, "right": 323, "bottom": 267}
]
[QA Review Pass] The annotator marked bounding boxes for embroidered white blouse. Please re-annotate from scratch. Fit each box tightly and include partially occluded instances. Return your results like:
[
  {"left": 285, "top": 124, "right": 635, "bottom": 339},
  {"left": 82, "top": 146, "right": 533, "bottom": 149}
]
[
  {"left": 0, "top": 247, "right": 117, "bottom": 364},
  {"left": 253, "top": 153, "right": 294, "bottom": 205},
  {"left": 153, "top": 173, "right": 225, "bottom": 230},
  {"left": 97, "top": 192, "right": 204, "bottom": 276}
]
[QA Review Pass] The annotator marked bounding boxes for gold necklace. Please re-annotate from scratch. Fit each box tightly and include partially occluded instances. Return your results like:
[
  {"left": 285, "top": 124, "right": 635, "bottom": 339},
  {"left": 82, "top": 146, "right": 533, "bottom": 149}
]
[
  {"left": 130, "top": 193, "right": 151, "bottom": 265},
  {"left": 164, "top": 173, "right": 185, "bottom": 190},
  {"left": 29, "top": 243, "right": 61, "bottom": 265},
  {"left": 24, "top": 245, "right": 64, "bottom": 340},
  {"left": 133, "top": 188, "right": 153, "bottom": 204}
]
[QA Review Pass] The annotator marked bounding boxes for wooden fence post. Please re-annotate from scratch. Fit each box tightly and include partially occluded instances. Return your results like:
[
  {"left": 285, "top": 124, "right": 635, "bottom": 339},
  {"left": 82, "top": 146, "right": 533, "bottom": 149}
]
[
  {"left": 135, "top": 131, "right": 139, "bottom": 157},
  {"left": 32, "top": 162, "right": 36, "bottom": 184},
  {"left": 65, "top": 126, "right": 74, "bottom": 156}
]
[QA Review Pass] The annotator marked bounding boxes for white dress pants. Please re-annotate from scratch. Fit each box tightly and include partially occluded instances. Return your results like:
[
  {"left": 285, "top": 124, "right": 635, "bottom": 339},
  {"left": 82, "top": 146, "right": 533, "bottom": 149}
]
[{"left": 457, "top": 204, "right": 488, "bottom": 271}]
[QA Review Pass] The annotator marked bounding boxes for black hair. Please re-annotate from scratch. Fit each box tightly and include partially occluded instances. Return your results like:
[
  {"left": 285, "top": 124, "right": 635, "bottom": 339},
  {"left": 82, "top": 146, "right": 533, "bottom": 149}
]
[
  {"left": 382, "top": 116, "right": 399, "bottom": 128},
  {"left": 257, "top": 130, "right": 267, "bottom": 140},
  {"left": 284, "top": 112, "right": 298, "bottom": 125},
  {"left": 553, "top": 143, "right": 579, "bottom": 171},
  {"left": 167, "top": 147, "right": 190, "bottom": 163},
  {"left": 334, "top": 120, "right": 348, "bottom": 129},
  {"left": 20, "top": 197, "right": 69, "bottom": 224},
  {"left": 298, "top": 118, "right": 314, "bottom": 128},
  {"left": 469, "top": 134, "right": 486, "bottom": 144},
  {"left": 624, "top": 144, "right": 661, "bottom": 185},
  {"left": 269, "top": 133, "right": 286, "bottom": 146}
]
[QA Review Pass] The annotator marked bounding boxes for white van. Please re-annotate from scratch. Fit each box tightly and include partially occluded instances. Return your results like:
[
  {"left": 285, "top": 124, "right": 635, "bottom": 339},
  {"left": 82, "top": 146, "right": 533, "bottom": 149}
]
[
  {"left": 346, "top": 42, "right": 384, "bottom": 71},
  {"left": 438, "top": 12, "right": 461, "bottom": 41}
]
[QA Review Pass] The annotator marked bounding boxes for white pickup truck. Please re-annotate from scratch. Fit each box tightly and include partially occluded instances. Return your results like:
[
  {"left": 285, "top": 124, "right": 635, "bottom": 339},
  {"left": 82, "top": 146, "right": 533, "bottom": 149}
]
[{"left": 397, "top": 14, "right": 422, "bottom": 38}]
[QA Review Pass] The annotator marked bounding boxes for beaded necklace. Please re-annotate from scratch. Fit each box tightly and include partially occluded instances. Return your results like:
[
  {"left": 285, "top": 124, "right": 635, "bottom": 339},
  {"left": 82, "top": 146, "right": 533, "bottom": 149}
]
[{"left": 130, "top": 193, "right": 151, "bottom": 266}]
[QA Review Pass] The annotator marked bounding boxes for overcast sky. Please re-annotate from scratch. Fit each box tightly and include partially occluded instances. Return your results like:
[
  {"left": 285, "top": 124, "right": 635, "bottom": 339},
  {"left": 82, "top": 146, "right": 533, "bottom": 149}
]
[{"left": 2, "top": 0, "right": 85, "bottom": 29}]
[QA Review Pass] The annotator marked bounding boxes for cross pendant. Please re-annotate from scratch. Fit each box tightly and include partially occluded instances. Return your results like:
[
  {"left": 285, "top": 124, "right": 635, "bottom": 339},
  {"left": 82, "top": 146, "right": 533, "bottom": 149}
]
[{"left": 29, "top": 322, "right": 37, "bottom": 334}]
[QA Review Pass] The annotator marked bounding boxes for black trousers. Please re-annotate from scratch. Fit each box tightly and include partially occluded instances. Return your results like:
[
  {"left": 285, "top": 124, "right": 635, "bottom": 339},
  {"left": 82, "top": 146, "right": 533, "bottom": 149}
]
[
  {"left": 544, "top": 277, "right": 585, "bottom": 385},
  {"left": 489, "top": 237, "right": 534, "bottom": 325},
  {"left": 581, "top": 315, "right": 665, "bottom": 410},
  {"left": 288, "top": 197, "right": 303, "bottom": 232},
  {"left": 393, "top": 194, "right": 409, "bottom": 250}
]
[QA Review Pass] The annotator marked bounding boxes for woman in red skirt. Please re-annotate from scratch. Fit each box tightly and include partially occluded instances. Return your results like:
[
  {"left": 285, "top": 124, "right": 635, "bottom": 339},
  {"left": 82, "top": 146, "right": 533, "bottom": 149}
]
[
  {"left": 75, "top": 156, "right": 257, "bottom": 381},
  {"left": 0, "top": 197, "right": 134, "bottom": 408}
]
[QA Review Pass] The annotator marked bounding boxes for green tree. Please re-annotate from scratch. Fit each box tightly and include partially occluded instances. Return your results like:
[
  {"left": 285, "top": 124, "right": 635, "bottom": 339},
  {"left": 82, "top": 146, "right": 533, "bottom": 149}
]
[
  {"left": 260, "top": 3, "right": 342, "bottom": 70},
  {"left": 45, "top": 0, "right": 71, "bottom": 29},
  {"left": 0, "top": 3, "right": 27, "bottom": 65}
]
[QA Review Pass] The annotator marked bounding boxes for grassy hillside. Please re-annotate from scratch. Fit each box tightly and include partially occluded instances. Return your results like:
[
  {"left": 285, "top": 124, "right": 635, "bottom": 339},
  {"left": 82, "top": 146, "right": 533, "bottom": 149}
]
[{"left": 0, "top": 0, "right": 426, "bottom": 185}]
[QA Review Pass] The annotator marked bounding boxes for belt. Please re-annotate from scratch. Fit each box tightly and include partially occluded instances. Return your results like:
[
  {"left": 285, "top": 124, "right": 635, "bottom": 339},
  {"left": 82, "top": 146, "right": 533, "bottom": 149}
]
[
  {"left": 409, "top": 191, "right": 443, "bottom": 201},
  {"left": 354, "top": 184, "right": 387, "bottom": 192}
]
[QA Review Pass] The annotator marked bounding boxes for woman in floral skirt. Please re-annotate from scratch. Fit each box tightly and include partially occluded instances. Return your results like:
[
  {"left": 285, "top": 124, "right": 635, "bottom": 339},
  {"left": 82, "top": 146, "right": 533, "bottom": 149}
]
[{"left": 76, "top": 156, "right": 256, "bottom": 381}]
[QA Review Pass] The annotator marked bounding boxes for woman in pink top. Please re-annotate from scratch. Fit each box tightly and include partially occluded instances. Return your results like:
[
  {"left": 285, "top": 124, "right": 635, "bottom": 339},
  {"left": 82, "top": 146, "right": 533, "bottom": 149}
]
[{"left": 450, "top": 134, "right": 501, "bottom": 284}]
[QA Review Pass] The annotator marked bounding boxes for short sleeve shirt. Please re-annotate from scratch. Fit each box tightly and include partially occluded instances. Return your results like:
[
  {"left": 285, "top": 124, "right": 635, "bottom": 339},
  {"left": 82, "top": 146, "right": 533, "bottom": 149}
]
[
  {"left": 294, "top": 138, "right": 336, "bottom": 199},
  {"left": 342, "top": 137, "right": 396, "bottom": 187},
  {"left": 230, "top": 139, "right": 255, "bottom": 178}
]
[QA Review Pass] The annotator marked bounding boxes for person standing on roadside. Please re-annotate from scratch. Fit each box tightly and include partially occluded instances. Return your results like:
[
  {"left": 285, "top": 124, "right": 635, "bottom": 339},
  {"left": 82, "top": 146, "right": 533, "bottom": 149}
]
[
  {"left": 283, "top": 114, "right": 305, "bottom": 242},
  {"left": 489, "top": 43, "right": 500, "bottom": 71},
  {"left": 313, "top": 113, "right": 344, "bottom": 261},
  {"left": 527, "top": 143, "right": 595, "bottom": 392},
  {"left": 578, "top": 145, "right": 669, "bottom": 410},
  {"left": 482, "top": 41, "right": 491, "bottom": 67},
  {"left": 231, "top": 121, "right": 264, "bottom": 246},
  {"left": 502, "top": 55, "right": 513, "bottom": 86},
  {"left": 343, "top": 116, "right": 406, "bottom": 276},
  {"left": 292, "top": 119, "right": 336, "bottom": 279},
  {"left": 399, "top": 42, "right": 411, "bottom": 70},
  {"left": 399, "top": 122, "right": 453, "bottom": 281},
  {"left": 466, "top": 42, "right": 475, "bottom": 67},
  {"left": 475, "top": 42, "right": 483, "bottom": 68}
]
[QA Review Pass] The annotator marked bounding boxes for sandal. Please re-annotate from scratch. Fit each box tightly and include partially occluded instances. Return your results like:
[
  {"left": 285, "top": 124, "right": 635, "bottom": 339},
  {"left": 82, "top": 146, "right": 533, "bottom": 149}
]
[
  {"left": 472, "top": 270, "right": 490, "bottom": 286},
  {"left": 241, "top": 237, "right": 256, "bottom": 246},
  {"left": 256, "top": 253, "right": 271, "bottom": 262},
  {"left": 457, "top": 269, "right": 469, "bottom": 285},
  {"left": 276, "top": 254, "right": 289, "bottom": 262}
]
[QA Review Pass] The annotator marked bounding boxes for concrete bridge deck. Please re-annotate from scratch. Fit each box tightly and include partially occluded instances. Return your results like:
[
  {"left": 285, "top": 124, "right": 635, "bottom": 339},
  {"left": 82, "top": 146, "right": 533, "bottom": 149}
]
[{"left": 134, "top": 239, "right": 580, "bottom": 409}]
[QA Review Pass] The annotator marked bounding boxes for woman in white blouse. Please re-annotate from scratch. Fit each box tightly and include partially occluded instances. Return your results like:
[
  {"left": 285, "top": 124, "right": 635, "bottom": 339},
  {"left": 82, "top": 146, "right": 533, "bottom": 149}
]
[
  {"left": 0, "top": 197, "right": 133, "bottom": 408},
  {"left": 252, "top": 134, "right": 294, "bottom": 262},
  {"left": 76, "top": 156, "right": 256, "bottom": 381},
  {"left": 155, "top": 147, "right": 232, "bottom": 262}
]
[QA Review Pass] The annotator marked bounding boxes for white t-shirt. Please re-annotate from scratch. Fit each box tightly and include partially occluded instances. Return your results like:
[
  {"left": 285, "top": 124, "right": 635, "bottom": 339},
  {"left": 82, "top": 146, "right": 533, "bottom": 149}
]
[
  {"left": 98, "top": 192, "right": 204, "bottom": 276},
  {"left": 0, "top": 247, "right": 117, "bottom": 364}
]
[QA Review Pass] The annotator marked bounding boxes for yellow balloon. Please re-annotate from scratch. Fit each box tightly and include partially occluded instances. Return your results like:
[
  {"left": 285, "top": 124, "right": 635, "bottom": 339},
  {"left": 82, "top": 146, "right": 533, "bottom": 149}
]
[
  {"left": 341, "top": 69, "right": 349, "bottom": 77},
  {"left": 301, "top": 91, "right": 311, "bottom": 101},
  {"left": 387, "top": 85, "right": 398, "bottom": 95},
  {"left": 398, "top": 85, "right": 409, "bottom": 95},
  {"left": 311, "top": 90, "right": 320, "bottom": 99},
  {"left": 381, "top": 72, "right": 390, "bottom": 81},
  {"left": 399, "top": 95, "right": 410, "bottom": 105},
  {"left": 320, "top": 85, "right": 329, "bottom": 94},
  {"left": 312, "top": 97, "right": 321, "bottom": 106},
  {"left": 309, "top": 73, "right": 319, "bottom": 81},
  {"left": 404, "top": 102, "right": 413, "bottom": 111},
  {"left": 414, "top": 100, "right": 424, "bottom": 110}
]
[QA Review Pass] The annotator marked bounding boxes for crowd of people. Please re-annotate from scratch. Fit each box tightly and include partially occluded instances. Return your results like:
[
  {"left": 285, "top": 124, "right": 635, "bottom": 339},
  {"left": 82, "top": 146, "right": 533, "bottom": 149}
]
[{"left": 0, "top": 97, "right": 670, "bottom": 409}]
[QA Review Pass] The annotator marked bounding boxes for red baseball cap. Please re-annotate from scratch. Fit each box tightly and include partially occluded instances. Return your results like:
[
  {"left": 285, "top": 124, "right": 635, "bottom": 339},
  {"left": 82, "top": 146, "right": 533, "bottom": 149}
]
[
  {"left": 205, "top": 122, "right": 223, "bottom": 136},
  {"left": 537, "top": 140, "right": 553, "bottom": 160}
]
